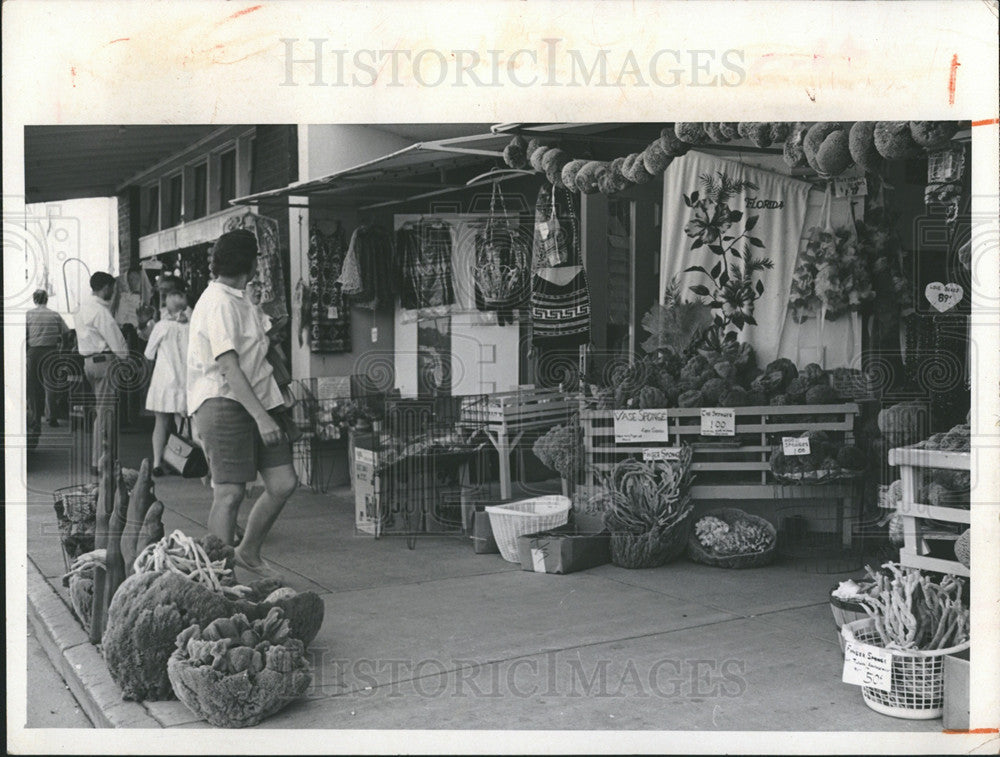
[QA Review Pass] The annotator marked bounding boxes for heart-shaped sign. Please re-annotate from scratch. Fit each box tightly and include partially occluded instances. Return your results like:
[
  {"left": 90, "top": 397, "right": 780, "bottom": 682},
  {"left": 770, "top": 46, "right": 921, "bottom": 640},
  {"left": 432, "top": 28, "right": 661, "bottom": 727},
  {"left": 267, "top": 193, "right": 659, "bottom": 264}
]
[{"left": 925, "top": 282, "right": 964, "bottom": 312}]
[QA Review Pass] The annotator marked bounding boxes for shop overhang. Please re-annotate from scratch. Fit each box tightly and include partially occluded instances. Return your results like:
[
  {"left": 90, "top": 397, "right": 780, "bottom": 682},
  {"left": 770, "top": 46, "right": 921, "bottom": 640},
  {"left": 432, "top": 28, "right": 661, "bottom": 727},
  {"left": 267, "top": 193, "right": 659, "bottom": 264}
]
[
  {"left": 23, "top": 125, "right": 226, "bottom": 204},
  {"left": 230, "top": 132, "right": 516, "bottom": 212}
]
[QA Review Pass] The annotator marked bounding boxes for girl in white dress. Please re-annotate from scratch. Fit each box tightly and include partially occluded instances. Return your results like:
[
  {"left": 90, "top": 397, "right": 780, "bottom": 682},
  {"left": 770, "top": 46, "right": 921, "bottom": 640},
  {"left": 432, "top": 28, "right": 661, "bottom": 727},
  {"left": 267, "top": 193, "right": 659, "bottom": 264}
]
[{"left": 144, "top": 288, "right": 190, "bottom": 476}]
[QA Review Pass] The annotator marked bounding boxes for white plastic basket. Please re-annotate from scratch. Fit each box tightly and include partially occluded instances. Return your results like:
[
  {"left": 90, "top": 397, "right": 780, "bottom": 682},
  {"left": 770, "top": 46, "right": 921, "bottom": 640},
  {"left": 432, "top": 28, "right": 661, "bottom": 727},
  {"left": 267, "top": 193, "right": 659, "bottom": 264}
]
[
  {"left": 841, "top": 618, "right": 970, "bottom": 719},
  {"left": 485, "top": 496, "right": 571, "bottom": 562}
]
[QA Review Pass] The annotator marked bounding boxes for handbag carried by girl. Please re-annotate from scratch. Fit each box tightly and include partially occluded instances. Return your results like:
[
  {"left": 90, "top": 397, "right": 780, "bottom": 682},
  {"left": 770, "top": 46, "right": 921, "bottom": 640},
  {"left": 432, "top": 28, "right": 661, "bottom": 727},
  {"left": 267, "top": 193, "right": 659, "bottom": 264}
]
[{"left": 163, "top": 417, "right": 209, "bottom": 479}]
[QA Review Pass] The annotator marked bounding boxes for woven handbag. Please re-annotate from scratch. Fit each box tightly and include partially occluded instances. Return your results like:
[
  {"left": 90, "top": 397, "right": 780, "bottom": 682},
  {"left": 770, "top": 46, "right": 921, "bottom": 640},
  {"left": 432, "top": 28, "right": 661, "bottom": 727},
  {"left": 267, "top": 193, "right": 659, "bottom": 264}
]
[{"left": 473, "top": 181, "right": 530, "bottom": 312}]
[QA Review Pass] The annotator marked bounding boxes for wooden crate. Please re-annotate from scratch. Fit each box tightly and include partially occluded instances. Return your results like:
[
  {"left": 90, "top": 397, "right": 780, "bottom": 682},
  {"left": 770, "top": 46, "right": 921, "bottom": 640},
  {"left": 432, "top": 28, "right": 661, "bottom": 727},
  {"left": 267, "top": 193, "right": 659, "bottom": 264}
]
[
  {"left": 580, "top": 402, "right": 860, "bottom": 497},
  {"left": 888, "top": 446, "right": 971, "bottom": 577}
]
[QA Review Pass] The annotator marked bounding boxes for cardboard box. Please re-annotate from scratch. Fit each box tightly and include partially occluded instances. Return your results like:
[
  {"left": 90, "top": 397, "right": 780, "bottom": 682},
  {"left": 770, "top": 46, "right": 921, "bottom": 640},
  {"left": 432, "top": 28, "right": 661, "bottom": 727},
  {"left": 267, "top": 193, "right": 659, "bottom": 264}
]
[
  {"left": 943, "top": 650, "right": 970, "bottom": 731},
  {"left": 472, "top": 510, "right": 500, "bottom": 554},
  {"left": 516, "top": 526, "right": 611, "bottom": 574}
]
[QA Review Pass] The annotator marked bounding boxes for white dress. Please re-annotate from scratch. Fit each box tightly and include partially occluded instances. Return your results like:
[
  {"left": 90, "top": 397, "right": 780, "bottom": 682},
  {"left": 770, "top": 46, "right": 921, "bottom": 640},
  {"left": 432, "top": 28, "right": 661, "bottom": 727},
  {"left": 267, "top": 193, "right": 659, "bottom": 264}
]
[{"left": 144, "top": 319, "right": 189, "bottom": 413}]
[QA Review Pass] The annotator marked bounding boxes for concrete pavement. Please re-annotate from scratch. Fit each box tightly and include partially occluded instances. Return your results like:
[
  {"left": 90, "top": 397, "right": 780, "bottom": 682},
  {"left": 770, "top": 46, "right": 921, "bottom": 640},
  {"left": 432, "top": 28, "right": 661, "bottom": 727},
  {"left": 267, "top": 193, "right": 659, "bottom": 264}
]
[{"left": 22, "top": 422, "right": 941, "bottom": 731}]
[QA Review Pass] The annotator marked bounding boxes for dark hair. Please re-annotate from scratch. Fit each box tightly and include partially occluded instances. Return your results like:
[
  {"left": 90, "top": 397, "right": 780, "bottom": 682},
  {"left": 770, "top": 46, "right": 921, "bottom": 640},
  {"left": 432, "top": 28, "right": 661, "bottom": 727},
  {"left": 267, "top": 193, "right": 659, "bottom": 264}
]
[
  {"left": 157, "top": 275, "right": 185, "bottom": 293},
  {"left": 210, "top": 229, "right": 258, "bottom": 278},
  {"left": 32, "top": 289, "right": 48, "bottom": 305},
  {"left": 90, "top": 272, "right": 116, "bottom": 292}
]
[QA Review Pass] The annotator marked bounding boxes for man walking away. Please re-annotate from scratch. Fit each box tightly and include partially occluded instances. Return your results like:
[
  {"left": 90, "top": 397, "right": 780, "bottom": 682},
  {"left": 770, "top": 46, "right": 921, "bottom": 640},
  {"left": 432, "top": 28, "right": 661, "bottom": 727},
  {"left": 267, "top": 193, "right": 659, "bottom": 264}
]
[
  {"left": 76, "top": 272, "right": 129, "bottom": 473},
  {"left": 26, "top": 289, "right": 69, "bottom": 427}
]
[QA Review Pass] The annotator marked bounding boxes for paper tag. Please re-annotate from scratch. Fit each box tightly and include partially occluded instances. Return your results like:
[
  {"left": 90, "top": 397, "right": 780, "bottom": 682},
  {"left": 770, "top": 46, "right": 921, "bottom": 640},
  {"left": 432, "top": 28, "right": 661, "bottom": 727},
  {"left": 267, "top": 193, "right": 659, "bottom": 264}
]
[
  {"left": 614, "top": 410, "right": 671, "bottom": 444},
  {"left": 832, "top": 176, "right": 868, "bottom": 198},
  {"left": 701, "top": 408, "right": 736, "bottom": 437},
  {"left": 842, "top": 640, "right": 893, "bottom": 692},
  {"left": 925, "top": 282, "right": 963, "bottom": 312},
  {"left": 782, "top": 437, "right": 811, "bottom": 456},
  {"left": 327, "top": 306, "right": 339, "bottom": 320},
  {"left": 530, "top": 548, "right": 547, "bottom": 573},
  {"left": 643, "top": 447, "right": 683, "bottom": 461},
  {"left": 370, "top": 326, "right": 378, "bottom": 343}
]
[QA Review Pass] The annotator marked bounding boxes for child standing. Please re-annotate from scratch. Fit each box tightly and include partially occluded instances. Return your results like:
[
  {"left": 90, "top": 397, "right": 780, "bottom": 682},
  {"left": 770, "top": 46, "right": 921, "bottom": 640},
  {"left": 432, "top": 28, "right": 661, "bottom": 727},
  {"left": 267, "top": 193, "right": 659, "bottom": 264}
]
[{"left": 144, "top": 287, "right": 190, "bottom": 476}]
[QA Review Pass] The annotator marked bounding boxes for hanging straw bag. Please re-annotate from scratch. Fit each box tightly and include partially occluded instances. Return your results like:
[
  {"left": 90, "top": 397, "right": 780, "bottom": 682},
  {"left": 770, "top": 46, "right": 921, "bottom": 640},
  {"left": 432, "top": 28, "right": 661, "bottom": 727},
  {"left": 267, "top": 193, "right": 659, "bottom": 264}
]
[{"left": 473, "top": 181, "right": 530, "bottom": 311}]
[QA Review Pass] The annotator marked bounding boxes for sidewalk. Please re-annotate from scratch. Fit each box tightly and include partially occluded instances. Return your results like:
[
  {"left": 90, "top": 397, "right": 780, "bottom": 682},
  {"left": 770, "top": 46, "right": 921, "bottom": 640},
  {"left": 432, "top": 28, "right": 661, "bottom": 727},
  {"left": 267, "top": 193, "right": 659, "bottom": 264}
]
[{"left": 24, "top": 423, "right": 939, "bottom": 731}]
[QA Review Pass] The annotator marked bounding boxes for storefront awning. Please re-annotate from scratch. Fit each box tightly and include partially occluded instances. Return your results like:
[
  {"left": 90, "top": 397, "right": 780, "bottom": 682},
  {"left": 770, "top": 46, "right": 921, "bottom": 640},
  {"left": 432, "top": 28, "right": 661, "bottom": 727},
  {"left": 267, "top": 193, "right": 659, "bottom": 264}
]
[
  {"left": 23, "top": 125, "right": 225, "bottom": 204},
  {"left": 230, "top": 132, "right": 515, "bottom": 211}
]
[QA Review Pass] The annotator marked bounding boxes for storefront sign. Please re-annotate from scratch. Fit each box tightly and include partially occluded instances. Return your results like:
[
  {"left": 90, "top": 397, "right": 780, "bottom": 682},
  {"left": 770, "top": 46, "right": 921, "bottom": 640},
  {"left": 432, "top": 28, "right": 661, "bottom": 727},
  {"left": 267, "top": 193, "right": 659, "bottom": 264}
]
[
  {"left": 832, "top": 176, "right": 868, "bottom": 198},
  {"left": 700, "top": 408, "right": 736, "bottom": 437},
  {"left": 925, "top": 282, "right": 963, "bottom": 312},
  {"left": 842, "top": 640, "right": 893, "bottom": 692},
  {"left": 782, "top": 437, "right": 811, "bottom": 456},
  {"left": 642, "top": 447, "right": 683, "bottom": 462},
  {"left": 613, "top": 410, "right": 671, "bottom": 444}
]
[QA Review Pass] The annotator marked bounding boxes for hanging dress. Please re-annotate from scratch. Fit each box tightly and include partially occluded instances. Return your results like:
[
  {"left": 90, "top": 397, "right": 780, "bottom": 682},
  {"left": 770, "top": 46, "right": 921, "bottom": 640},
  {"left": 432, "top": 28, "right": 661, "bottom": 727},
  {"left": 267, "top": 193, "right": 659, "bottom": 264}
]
[
  {"left": 396, "top": 221, "right": 455, "bottom": 311},
  {"left": 307, "top": 224, "right": 351, "bottom": 353}
]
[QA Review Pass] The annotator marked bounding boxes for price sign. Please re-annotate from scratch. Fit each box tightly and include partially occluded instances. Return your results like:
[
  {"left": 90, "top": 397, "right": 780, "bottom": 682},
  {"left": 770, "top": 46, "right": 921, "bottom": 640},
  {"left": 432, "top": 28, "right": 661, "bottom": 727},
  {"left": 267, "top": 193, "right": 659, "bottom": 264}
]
[
  {"left": 924, "top": 282, "right": 963, "bottom": 313},
  {"left": 842, "top": 640, "right": 893, "bottom": 692},
  {"left": 701, "top": 408, "right": 736, "bottom": 437},
  {"left": 613, "top": 410, "right": 671, "bottom": 444},
  {"left": 643, "top": 447, "right": 683, "bottom": 462},
  {"left": 782, "top": 437, "right": 811, "bottom": 456},
  {"left": 833, "top": 176, "right": 868, "bottom": 198}
]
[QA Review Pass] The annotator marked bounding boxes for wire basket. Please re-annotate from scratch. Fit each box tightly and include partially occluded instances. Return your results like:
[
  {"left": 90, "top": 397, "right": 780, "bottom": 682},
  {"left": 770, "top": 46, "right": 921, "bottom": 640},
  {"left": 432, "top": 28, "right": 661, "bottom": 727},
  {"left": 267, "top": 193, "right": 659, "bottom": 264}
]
[
  {"left": 687, "top": 508, "right": 777, "bottom": 569},
  {"left": 52, "top": 483, "right": 99, "bottom": 564},
  {"left": 486, "top": 496, "right": 571, "bottom": 562},
  {"left": 841, "top": 618, "right": 969, "bottom": 719}
]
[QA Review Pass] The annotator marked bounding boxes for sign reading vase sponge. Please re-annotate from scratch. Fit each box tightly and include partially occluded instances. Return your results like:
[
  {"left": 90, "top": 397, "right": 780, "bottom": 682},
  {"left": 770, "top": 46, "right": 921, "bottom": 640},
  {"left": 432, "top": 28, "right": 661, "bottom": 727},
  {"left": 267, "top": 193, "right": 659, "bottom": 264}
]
[
  {"left": 925, "top": 282, "right": 963, "bottom": 313},
  {"left": 613, "top": 409, "right": 671, "bottom": 444},
  {"left": 841, "top": 639, "right": 893, "bottom": 693},
  {"left": 700, "top": 408, "right": 735, "bottom": 437},
  {"left": 517, "top": 526, "right": 611, "bottom": 575}
]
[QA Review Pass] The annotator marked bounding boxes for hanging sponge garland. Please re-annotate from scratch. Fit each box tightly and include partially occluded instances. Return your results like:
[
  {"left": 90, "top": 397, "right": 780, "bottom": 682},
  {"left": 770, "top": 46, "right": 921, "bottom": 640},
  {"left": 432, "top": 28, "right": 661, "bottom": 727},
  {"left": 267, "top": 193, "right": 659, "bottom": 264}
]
[
  {"left": 848, "top": 121, "right": 883, "bottom": 174},
  {"left": 783, "top": 122, "right": 810, "bottom": 168},
  {"left": 503, "top": 136, "right": 528, "bottom": 170},
  {"left": 674, "top": 122, "right": 707, "bottom": 144},
  {"left": 909, "top": 121, "right": 961, "bottom": 149},
  {"left": 873, "top": 121, "right": 922, "bottom": 159}
]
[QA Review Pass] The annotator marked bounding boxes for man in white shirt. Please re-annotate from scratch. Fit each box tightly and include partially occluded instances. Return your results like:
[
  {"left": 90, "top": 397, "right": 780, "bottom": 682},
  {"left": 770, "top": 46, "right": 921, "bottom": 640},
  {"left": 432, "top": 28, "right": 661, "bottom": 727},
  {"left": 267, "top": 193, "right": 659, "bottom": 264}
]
[{"left": 76, "top": 271, "right": 129, "bottom": 472}]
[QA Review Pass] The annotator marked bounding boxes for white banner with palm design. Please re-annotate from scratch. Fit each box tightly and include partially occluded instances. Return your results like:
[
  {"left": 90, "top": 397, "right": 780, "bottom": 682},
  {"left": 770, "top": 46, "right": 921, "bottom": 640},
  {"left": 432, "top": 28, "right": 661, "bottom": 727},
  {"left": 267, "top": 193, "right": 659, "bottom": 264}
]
[{"left": 659, "top": 151, "right": 811, "bottom": 365}]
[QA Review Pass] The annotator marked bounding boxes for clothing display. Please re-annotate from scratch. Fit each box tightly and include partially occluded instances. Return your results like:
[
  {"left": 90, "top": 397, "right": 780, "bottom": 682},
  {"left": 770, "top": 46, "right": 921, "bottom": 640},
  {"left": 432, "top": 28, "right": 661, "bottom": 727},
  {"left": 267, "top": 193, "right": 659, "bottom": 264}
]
[
  {"left": 112, "top": 271, "right": 153, "bottom": 328},
  {"left": 143, "top": 318, "right": 188, "bottom": 414},
  {"left": 530, "top": 264, "right": 592, "bottom": 350},
  {"left": 396, "top": 220, "right": 455, "bottom": 311},
  {"left": 225, "top": 212, "right": 288, "bottom": 320},
  {"left": 338, "top": 224, "right": 396, "bottom": 309},
  {"left": 531, "top": 182, "right": 580, "bottom": 271},
  {"left": 307, "top": 224, "right": 351, "bottom": 353}
]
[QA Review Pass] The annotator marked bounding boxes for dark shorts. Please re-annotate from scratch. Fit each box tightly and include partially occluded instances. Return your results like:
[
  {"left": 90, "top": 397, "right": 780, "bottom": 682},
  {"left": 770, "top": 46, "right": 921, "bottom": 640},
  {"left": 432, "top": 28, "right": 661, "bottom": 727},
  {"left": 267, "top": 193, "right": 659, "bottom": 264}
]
[{"left": 194, "top": 397, "right": 294, "bottom": 484}]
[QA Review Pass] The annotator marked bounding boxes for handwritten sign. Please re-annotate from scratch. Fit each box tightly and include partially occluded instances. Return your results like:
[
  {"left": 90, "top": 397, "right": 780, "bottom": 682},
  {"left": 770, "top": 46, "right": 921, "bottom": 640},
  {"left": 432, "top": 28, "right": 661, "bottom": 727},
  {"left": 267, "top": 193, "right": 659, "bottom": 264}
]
[
  {"left": 643, "top": 447, "right": 683, "bottom": 462},
  {"left": 842, "top": 640, "right": 893, "bottom": 692},
  {"left": 701, "top": 408, "right": 736, "bottom": 437},
  {"left": 782, "top": 437, "right": 811, "bottom": 456},
  {"left": 925, "top": 282, "right": 963, "bottom": 313},
  {"left": 832, "top": 176, "right": 868, "bottom": 198},
  {"left": 613, "top": 410, "right": 671, "bottom": 444}
]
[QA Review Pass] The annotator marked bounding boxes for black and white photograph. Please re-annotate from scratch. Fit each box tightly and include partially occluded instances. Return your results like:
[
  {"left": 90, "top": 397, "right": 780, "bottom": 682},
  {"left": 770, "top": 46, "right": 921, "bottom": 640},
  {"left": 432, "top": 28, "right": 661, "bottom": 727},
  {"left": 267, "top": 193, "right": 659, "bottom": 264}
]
[{"left": 5, "top": 1, "right": 999, "bottom": 754}]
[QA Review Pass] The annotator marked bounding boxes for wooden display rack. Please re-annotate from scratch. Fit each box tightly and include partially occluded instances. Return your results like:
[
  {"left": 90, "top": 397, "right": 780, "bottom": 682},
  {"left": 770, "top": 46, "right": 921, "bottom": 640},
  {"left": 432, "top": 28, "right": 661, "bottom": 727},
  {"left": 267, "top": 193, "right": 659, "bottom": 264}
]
[
  {"left": 580, "top": 402, "right": 862, "bottom": 547},
  {"left": 460, "top": 388, "right": 576, "bottom": 499},
  {"left": 888, "top": 445, "right": 971, "bottom": 577}
]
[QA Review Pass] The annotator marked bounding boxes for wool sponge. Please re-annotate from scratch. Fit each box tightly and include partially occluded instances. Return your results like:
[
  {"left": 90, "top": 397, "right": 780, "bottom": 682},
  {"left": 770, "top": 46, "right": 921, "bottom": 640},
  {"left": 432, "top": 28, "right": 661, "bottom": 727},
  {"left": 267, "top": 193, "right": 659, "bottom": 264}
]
[{"left": 874, "top": 122, "right": 922, "bottom": 159}]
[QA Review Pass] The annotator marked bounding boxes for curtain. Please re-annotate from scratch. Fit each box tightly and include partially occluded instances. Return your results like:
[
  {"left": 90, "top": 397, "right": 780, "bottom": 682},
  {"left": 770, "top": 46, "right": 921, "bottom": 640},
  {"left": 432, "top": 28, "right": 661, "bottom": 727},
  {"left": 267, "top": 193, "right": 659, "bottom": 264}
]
[{"left": 659, "top": 151, "right": 812, "bottom": 366}]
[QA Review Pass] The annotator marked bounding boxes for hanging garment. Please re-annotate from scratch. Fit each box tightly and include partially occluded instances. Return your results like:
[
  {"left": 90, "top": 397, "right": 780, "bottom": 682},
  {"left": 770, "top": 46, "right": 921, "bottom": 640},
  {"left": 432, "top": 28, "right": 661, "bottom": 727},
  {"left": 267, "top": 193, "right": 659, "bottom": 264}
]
[
  {"left": 307, "top": 224, "right": 351, "bottom": 353},
  {"left": 530, "top": 265, "right": 592, "bottom": 349},
  {"left": 531, "top": 183, "right": 580, "bottom": 271},
  {"left": 396, "top": 221, "right": 455, "bottom": 311},
  {"left": 341, "top": 224, "right": 396, "bottom": 309},
  {"left": 225, "top": 212, "right": 288, "bottom": 320}
]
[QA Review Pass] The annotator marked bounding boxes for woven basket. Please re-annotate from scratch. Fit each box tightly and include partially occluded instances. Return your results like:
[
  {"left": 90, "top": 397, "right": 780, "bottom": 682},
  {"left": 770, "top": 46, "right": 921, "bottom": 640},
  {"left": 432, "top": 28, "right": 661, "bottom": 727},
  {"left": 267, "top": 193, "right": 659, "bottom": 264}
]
[
  {"left": 486, "top": 496, "right": 571, "bottom": 562},
  {"left": 609, "top": 515, "right": 692, "bottom": 569},
  {"left": 687, "top": 508, "right": 777, "bottom": 569},
  {"left": 829, "top": 588, "right": 871, "bottom": 652},
  {"left": 52, "top": 484, "right": 98, "bottom": 562},
  {"left": 842, "top": 618, "right": 969, "bottom": 719}
]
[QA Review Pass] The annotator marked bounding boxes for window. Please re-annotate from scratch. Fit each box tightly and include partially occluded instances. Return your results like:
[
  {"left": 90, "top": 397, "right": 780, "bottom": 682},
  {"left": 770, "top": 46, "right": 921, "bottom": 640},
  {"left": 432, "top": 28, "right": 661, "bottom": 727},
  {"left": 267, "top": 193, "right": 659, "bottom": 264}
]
[
  {"left": 142, "top": 185, "right": 159, "bottom": 235},
  {"left": 193, "top": 162, "right": 208, "bottom": 219},
  {"left": 219, "top": 148, "right": 237, "bottom": 208},
  {"left": 165, "top": 174, "right": 183, "bottom": 227}
]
